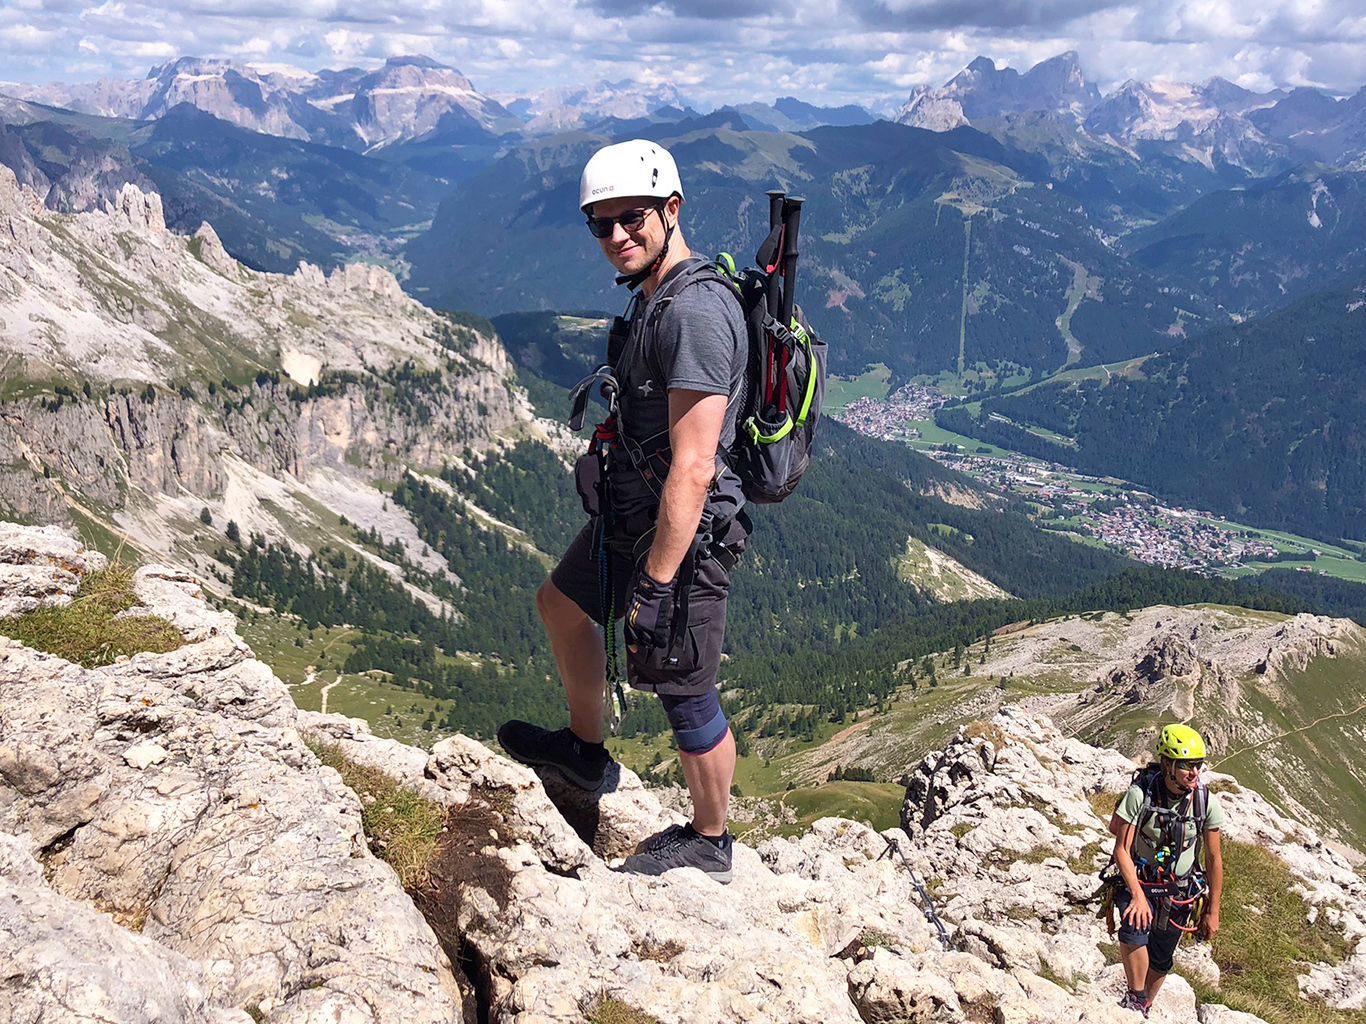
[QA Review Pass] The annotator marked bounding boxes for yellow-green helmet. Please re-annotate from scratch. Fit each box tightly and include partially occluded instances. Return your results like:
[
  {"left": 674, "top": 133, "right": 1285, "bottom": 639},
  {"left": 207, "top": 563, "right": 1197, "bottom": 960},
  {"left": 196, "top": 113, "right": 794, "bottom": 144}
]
[{"left": 1157, "top": 723, "right": 1206, "bottom": 760}]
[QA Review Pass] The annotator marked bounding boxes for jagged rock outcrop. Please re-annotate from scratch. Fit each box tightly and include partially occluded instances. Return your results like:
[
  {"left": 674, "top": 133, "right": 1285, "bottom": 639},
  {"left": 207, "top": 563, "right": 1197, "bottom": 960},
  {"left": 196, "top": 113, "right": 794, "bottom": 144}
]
[
  {"left": 5, "top": 529, "right": 1364, "bottom": 1023},
  {"left": 0, "top": 522, "right": 108, "bottom": 617},
  {"left": 0, "top": 162, "right": 532, "bottom": 568},
  {"left": 0, "top": 529, "right": 463, "bottom": 1023}
]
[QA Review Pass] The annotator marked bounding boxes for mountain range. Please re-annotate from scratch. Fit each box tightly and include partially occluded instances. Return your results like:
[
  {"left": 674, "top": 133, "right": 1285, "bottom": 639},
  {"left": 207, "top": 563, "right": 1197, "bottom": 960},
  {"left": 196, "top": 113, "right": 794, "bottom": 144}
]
[
  {"left": 6, "top": 51, "right": 1366, "bottom": 541},
  {"left": 11, "top": 50, "right": 1366, "bottom": 174},
  {"left": 897, "top": 51, "right": 1366, "bottom": 178},
  {"left": 2, "top": 55, "right": 524, "bottom": 152}
]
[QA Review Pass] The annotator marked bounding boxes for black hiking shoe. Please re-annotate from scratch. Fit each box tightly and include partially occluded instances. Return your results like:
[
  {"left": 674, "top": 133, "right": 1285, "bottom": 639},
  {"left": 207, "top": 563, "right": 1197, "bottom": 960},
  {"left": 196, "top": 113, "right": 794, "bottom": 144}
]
[
  {"left": 1117, "top": 990, "right": 1150, "bottom": 1017},
  {"left": 496, "top": 721, "right": 612, "bottom": 790},
  {"left": 620, "top": 823, "right": 733, "bottom": 884}
]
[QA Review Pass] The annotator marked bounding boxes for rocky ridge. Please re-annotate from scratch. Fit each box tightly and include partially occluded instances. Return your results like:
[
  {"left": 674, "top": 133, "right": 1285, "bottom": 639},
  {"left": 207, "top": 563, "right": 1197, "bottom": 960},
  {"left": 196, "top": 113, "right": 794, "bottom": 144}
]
[
  {"left": 4, "top": 524, "right": 1364, "bottom": 1023},
  {"left": 0, "top": 162, "right": 532, "bottom": 575},
  {"left": 0, "top": 56, "right": 522, "bottom": 151}
]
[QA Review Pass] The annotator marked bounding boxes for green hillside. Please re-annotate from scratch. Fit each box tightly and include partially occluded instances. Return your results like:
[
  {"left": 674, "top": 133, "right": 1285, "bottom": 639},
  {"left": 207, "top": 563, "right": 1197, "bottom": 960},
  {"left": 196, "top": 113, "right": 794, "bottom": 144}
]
[
  {"left": 405, "top": 119, "right": 1209, "bottom": 382},
  {"left": 1124, "top": 169, "right": 1366, "bottom": 316},
  {"left": 940, "top": 281, "right": 1366, "bottom": 543}
]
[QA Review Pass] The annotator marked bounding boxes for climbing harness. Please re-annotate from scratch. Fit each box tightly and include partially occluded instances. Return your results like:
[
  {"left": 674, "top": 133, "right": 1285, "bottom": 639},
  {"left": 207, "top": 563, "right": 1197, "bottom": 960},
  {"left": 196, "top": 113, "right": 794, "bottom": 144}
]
[{"left": 1094, "top": 763, "right": 1210, "bottom": 940}]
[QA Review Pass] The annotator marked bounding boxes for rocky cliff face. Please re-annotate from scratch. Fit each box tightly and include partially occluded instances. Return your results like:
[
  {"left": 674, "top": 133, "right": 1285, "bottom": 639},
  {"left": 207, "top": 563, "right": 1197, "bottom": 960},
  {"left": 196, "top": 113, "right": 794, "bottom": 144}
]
[
  {"left": 3, "top": 525, "right": 1363, "bottom": 1024},
  {"left": 0, "top": 164, "right": 530, "bottom": 569},
  {"left": 1, "top": 56, "right": 522, "bottom": 151}
]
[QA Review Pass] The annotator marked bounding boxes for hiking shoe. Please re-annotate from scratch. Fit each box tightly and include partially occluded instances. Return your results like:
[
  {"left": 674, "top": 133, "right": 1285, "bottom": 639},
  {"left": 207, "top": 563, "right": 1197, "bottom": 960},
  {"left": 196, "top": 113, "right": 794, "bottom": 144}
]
[
  {"left": 1117, "top": 991, "right": 1150, "bottom": 1017},
  {"left": 620, "top": 823, "right": 733, "bottom": 884},
  {"left": 496, "top": 721, "right": 612, "bottom": 790}
]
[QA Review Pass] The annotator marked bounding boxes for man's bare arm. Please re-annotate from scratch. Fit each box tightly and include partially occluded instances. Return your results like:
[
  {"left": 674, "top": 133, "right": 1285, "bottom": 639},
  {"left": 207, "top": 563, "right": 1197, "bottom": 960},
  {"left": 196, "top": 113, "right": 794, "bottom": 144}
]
[{"left": 643, "top": 388, "right": 727, "bottom": 583}]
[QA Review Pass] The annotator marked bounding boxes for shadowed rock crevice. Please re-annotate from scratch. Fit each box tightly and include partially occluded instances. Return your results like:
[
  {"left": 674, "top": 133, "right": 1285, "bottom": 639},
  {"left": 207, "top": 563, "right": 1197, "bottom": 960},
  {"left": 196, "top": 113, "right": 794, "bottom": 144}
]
[{"left": 412, "top": 797, "right": 515, "bottom": 1024}]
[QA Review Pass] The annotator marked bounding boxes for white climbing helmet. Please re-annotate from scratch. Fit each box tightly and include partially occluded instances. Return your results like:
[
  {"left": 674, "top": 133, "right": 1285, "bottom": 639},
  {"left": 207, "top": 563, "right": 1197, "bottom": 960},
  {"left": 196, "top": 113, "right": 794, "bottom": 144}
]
[{"left": 579, "top": 139, "right": 683, "bottom": 212}]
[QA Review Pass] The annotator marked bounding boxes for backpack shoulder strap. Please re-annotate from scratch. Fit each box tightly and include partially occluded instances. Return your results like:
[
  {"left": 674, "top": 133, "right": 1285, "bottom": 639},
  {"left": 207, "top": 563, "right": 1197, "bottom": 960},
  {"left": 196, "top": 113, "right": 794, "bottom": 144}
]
[
  {"left": 618, "top": 257, "right": 724, "bottom": 380},
  {"left": 1191, "top": 781, "right": 1209, "bottom": 870},
  {"left": 637, "top": 256, "right": 747, "bottom": 386},
  {"left": 1134, "top": 763, "right": 1162, "bottom": 839}
]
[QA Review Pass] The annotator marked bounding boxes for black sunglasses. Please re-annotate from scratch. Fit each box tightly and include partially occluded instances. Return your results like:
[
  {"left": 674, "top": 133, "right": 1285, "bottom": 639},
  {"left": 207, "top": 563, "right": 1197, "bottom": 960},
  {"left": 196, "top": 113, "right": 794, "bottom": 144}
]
[
  {"left": 1174, "top": 759, "right": 1204, "bottom": 771},
  {"left": 586, "top": 204, "right": 662, "bottom": 238}
]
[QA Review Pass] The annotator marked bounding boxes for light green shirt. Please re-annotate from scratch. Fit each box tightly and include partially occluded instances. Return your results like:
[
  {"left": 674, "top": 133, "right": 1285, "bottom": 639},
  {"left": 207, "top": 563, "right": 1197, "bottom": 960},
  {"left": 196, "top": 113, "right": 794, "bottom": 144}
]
[{"left": 1117, "top": 778, "right": 1223, "bottom": 878}]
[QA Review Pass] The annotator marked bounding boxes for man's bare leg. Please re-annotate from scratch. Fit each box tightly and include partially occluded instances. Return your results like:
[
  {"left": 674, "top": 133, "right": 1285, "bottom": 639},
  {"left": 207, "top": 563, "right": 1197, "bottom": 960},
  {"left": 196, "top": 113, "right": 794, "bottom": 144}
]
[
  {"left": 679, "top": 727, "right": 736, "bottom": 836},
  {"left": 536, "top": 578, "right": 607, "bottom": 743}
]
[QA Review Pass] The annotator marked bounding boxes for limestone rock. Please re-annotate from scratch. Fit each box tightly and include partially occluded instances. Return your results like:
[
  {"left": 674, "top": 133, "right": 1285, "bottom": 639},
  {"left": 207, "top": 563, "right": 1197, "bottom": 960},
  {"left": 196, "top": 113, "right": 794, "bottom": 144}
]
[
  {"left": 847, "top": 950, "right": 962, "bottom": 1022},
  {"left": 0, "top": 522, "right": 108, "bottom": 616},
  {"left": 4, "top": 527, "right": 1366, "bottom": 1024},
  {"left": 1198, "top": 1005, "right": 1272, "bottom": 1024},
  {"left": 132, "top": 564, "right": 238, "bottom": 641},
  {"left": 0, "top": 834, "right": 252, "bottom": 1024},
  {"left": 193, "top": 221, "right": 239, "bottom": 276},
  {"left": 427, "top": 734, "right": 597, "bottom": 875},
  {"left": 112, "top": 181, "right": 166, "bottom": 234},
  {"left": 0, "top": 561, "right": 80, "bottom": 616},
  {"left": 0, "top": 530, "right": 464, "bottom": 1023}
]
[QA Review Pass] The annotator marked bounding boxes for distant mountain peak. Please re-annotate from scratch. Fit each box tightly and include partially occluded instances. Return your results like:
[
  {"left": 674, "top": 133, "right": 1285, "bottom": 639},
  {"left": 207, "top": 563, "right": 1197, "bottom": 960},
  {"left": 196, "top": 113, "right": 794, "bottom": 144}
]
[
  {"left": 900, "top": 51, "right": 1099, "bottom": 127},
  {"left": 383, "top": 55, "right": 451, "bottom": 71}
]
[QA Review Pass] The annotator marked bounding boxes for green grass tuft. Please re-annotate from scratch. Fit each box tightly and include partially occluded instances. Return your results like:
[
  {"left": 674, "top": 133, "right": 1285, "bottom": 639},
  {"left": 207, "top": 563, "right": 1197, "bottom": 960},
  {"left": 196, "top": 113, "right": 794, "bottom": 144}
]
[
  {"left": 0, "top": 563, "right": 184, "bottom": 667},
  {"left": 305, "top": 736, "right": 446, "bottom": 891},
  {"left": 581, "top": 993, "right": 664, "bottom": 1024},
  {"left": 1183, "top": 838, "right": 1366, "bottom": 1024}
]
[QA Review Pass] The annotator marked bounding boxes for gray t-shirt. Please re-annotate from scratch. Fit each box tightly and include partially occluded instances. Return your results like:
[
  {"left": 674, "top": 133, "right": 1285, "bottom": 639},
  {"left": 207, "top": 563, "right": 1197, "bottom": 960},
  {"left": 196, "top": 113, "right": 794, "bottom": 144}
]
[{"left": 610, "top": 261, "right": 748, "bottom": 520}]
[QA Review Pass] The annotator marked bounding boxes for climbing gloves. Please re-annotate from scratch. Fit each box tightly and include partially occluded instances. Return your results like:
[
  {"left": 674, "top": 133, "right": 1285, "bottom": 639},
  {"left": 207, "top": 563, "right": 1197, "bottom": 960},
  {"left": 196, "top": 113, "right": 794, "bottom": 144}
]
[{"left": 625, "top": 569, "right": 675, "bottom": 652}]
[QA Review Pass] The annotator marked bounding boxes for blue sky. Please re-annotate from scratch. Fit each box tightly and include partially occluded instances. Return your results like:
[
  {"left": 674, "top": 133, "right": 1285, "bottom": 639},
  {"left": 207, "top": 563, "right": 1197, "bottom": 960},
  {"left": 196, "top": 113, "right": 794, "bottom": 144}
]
[{"left": 2, "top": 0, "right": 1363, "bottom": 109}]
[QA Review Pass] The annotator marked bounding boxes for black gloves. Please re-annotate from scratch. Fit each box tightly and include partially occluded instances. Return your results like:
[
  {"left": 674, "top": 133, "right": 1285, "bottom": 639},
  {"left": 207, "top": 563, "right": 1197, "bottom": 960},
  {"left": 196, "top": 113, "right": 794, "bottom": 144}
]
[{"left": 625, "top": 569, "right": 676, "bottom": 652}]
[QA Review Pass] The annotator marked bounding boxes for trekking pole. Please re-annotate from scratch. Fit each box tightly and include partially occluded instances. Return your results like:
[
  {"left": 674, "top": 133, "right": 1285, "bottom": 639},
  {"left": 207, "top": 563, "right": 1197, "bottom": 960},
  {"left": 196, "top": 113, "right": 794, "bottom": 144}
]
[
  {"left": 764, "top": 190, "right": 785, "bottom": 320},
  {"left": 774, "top": 196, "right": 804, "bottom": 412},
  {"left": 766, "top": 188, "right": 785, "bottom": 232},
  {"left": 882, "top": 835, "right": 953, "bottom": 950},
  {"left": 778, "top": 196, "right": 803, "bottom": 329}
]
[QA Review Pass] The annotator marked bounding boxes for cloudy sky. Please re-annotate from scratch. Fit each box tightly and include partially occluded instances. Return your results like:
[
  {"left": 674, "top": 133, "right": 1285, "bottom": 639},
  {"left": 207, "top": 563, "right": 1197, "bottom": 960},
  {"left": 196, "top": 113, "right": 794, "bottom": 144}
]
[{"left": 2, "top": 0, "right": 1363, "bottom": 110}]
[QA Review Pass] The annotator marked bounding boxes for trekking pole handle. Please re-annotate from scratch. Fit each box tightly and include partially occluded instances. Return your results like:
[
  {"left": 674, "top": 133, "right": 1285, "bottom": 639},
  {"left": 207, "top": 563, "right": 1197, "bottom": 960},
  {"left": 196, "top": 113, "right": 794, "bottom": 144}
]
[
  {"left": 779, "top": 196, "right": 804, "bottom": 328},
  {"left": 764, "top": 191, "right": 786, "bottom": 320},
  {"left": 766, "top": 189, "right": 785, "bottom": 232}
]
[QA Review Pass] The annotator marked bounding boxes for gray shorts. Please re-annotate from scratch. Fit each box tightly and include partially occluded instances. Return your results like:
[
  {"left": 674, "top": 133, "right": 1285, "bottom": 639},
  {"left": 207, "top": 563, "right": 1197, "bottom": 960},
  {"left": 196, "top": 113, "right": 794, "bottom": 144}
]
[{"left": 549, "top": 514, "right": 748, "bottom": 697}]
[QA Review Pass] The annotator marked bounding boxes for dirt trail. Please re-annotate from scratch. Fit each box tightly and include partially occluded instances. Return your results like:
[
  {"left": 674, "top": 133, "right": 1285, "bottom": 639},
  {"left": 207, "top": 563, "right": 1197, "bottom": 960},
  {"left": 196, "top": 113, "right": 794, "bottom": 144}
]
[
  {"left": 827, "top": 719, "right": 874, "bottom": 746},
  {"left": 1211, "top": 699, "right": 1366, "bottom": 769},
  {"left": 319, "top": 674, "right": 343, "bottom": 714}
]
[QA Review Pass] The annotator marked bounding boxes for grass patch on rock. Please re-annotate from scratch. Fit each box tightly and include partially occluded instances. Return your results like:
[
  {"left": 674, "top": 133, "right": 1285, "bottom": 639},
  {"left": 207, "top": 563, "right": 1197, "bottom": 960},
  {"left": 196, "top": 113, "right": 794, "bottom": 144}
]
[
  {"left": 1087, "top": 790, "right": 1122, "bottom": 818},
  {"left": 1, "top": 563, "right": 184, "bottom": 667},
  {"left": 1186, "top": 838, "right": 1366, "bottom": 1024},
  {"left": 582, "top": 993, "right": 664, "bottom": 1024},
  {"left": 305, "top": 737, "right": 447, "bottom": 890}
]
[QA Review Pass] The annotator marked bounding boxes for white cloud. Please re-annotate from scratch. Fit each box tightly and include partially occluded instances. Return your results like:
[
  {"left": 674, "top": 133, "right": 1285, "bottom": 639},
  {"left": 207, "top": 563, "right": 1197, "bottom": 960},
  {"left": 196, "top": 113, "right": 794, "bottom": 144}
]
[
  {"left": 0, "top": 0, "right": 1362, "bottom": 104},
  {"left": 3, "top": 24, "right": 64, "bottom": 50}
]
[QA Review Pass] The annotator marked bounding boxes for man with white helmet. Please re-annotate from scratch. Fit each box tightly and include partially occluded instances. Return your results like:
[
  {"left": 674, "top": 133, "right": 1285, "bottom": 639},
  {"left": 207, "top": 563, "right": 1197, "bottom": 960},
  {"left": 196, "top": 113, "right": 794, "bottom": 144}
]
[{"left": 499, "top": 139, "right": 750, "bottom": 883}]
